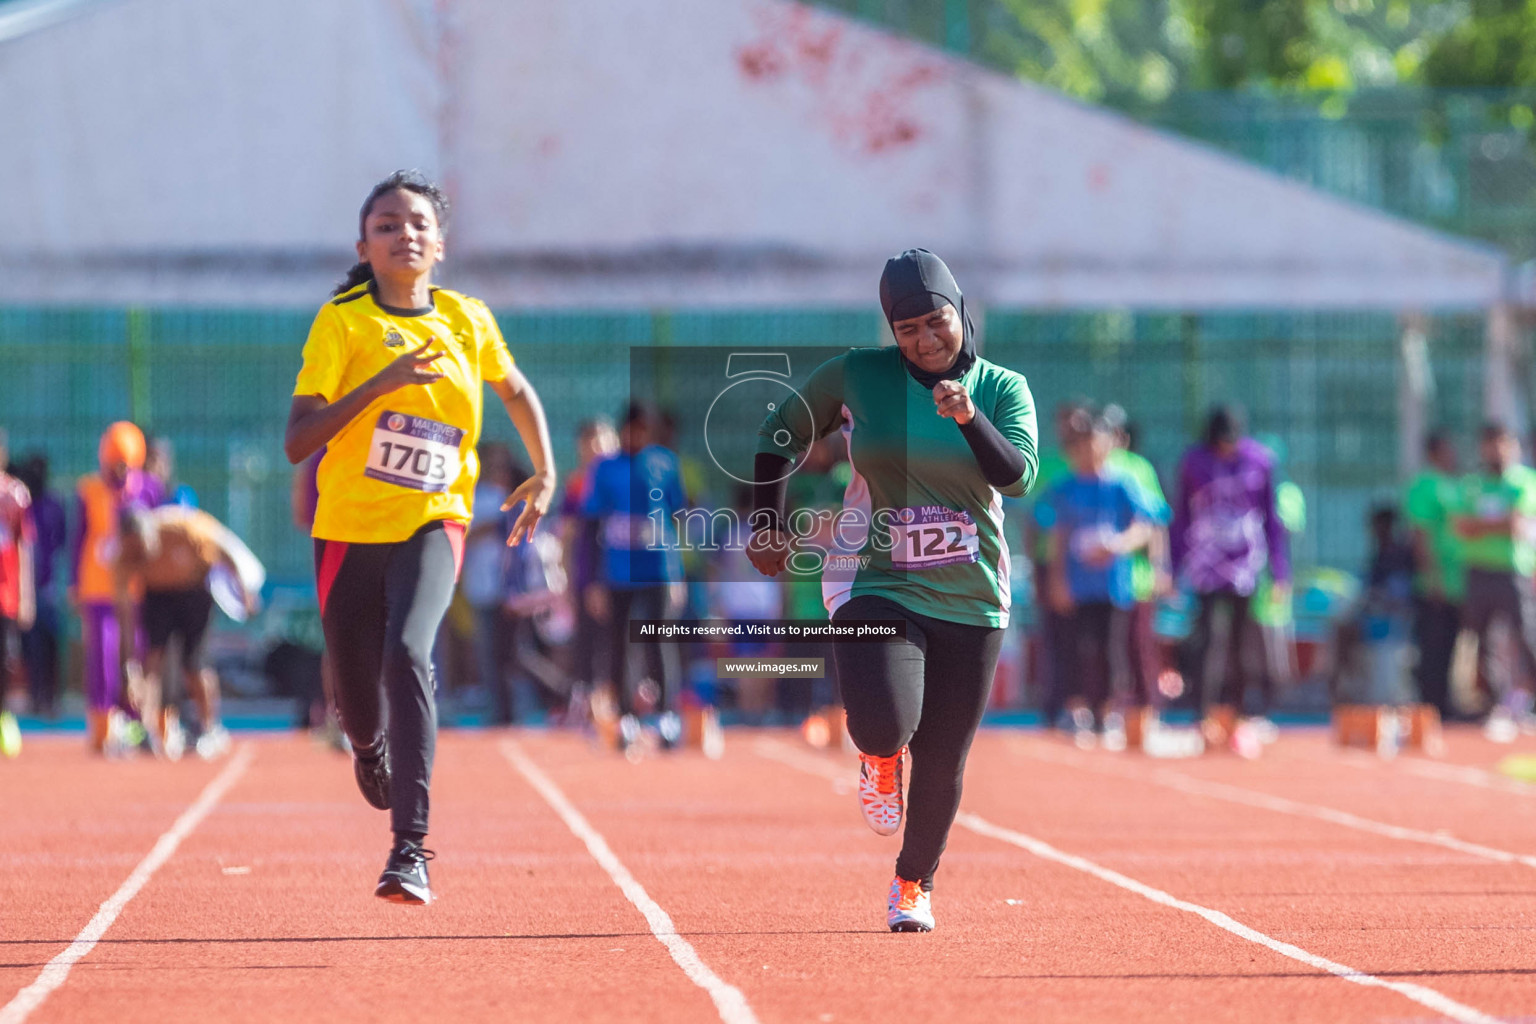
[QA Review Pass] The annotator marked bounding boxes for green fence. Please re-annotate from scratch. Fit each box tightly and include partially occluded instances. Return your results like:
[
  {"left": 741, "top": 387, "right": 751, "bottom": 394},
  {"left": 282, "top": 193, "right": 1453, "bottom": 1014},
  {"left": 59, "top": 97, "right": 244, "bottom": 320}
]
[
  {"left": 1142, "top": 91, "right": 1536, "bottom": 262},
  {"left": 0, "top": 306, "right": 1490, "bottom": 587}
]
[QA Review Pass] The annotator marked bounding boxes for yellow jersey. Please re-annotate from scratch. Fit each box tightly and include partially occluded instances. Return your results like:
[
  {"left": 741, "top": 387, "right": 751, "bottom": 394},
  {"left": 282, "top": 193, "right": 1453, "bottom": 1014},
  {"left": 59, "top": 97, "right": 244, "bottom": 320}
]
[{"left": 293, "top": 282, "right": 515, "bottom": 543}]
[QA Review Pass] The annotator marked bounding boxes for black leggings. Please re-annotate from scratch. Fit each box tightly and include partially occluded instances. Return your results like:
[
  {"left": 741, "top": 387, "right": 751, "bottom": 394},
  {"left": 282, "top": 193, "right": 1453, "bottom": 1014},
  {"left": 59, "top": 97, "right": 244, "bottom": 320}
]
[
  {"left": 315, "top": 521, "right": 461, "bottom": 837},
  {"left": 833, "top": 595, "right": 1002, "bottom": 889},
  {"left": 607, "top": 585, "right": 681, "bottom": 717},
  {"left": 1189, "top": 590, "right": 1254, "bottom": 712},
  {"left": 1064, "top": 601, "right": 1130, "bottom": 716}
]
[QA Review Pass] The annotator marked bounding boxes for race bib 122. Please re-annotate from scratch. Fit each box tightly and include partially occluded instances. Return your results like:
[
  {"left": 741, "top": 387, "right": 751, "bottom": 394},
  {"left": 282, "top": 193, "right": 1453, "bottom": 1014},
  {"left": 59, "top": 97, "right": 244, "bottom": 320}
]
[{"left": 889, "top": 505, "right": 980, "bottom": 570}]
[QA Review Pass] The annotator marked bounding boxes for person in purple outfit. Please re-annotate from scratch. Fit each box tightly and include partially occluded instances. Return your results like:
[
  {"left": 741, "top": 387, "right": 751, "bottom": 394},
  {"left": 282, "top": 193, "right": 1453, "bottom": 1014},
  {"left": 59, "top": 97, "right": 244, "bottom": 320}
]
[
  {"left": 1171, "top": 406, "right": 1290, "bottom": 734},
  {"left": 70, "top": 422, "right": 162, "bottom": 753},
  {"left": 15, "top": 454, "right": 66, "bottom": 718}
]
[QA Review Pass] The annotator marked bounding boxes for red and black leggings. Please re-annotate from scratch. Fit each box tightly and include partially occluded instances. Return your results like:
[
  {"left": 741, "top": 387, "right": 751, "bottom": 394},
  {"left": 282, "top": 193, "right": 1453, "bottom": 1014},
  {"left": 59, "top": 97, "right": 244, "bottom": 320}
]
[{"left": 314, "top": 520, "right": 464, "bottom": 838}]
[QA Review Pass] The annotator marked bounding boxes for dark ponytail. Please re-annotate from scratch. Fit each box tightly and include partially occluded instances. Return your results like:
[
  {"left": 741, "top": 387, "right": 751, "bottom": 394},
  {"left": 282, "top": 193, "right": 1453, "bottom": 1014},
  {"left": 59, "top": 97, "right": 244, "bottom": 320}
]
[
  {"left": 332, "top": 261, "right": 375, "bottom": 297},
  {"left": 332, "top": 169, "right": 452, "bottom": 297}
]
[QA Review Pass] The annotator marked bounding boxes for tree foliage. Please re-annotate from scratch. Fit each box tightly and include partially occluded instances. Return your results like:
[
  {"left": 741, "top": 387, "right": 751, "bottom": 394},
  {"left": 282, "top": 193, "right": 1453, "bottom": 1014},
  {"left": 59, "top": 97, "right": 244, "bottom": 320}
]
[{"left": 973, "top": 0, "right": 1473, "bottom": 105}]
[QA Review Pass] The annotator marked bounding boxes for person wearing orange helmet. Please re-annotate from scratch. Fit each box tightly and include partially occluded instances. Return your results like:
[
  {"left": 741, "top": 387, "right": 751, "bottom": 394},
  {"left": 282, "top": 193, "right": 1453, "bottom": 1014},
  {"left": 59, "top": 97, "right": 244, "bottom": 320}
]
[{"left": 71, "top": 421, "right": 164, "bottom": 753}]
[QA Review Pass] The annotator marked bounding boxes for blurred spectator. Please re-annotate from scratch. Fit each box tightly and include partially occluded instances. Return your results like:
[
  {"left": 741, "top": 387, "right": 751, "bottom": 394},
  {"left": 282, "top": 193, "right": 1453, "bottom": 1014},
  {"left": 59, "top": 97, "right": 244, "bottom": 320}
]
[
  {"left": 146, "top": 436, "right": 198, "bottom": 508},
  {"left": 708, "top": 484, "right": 783, "bottom": 721},
  {"left": 73, "top": 421, "right": 160, "bottom": 754},
  {"left": 1028, "top": 400, "right": 1086, "bottom": 728},
  {"left": 1102, "top": 406, "right": 1171, "bottom": 711},
  {"left": 558, "top": 419, "right": 618, "bottom": 708},
  {"left": 779, "top": 432, "right": 849, "bottom": 718},
  {"left": 463, "top": 442, "right": 532, "bottom": 724},
  {"left": 1365, "top": 506, "right": 1416, "bottom": 616},
  {"left": 582, "top": 401, "right": 688, "bottom": 751},
  {"left": 1246, "top": 433, "right": 1306, "bottom": 731},
  {"left": 0, "top": 429, "right": 36, "bottom": 717},
  {"left": 1404, "top": 430, "right": 1464, "bottom": 719},
  {"left": 1333, "top": 506, "right": 1417, "bottom": 708},
  {"left": 657, "top": 408, "right": 710, "bottom": 511},
  {"left": 658, "top": 408, "right": 712, "bottom": 615},
  {"left": 501, "top": 508, "right": 569, "bottom": 718},
  {"left": 1171, "top": 405, "right": 1289, "bottom": 726},
  {"left": 1042, "top": 408, "right": 1158, "bottom": 747},
  {"left": 115, "top": 505, "right": 261, "bottom": 759},
  {"left": 1453, "top": 421, "right": 1536, "bottom": 737},
  {"left": 14, "top": 453, "right": 63, "bottom": 719}
]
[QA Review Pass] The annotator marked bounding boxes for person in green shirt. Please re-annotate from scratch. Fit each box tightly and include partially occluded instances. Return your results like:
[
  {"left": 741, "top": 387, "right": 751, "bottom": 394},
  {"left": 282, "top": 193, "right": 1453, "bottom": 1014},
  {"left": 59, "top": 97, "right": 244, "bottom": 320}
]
[
  {"left": 1453, "top": 422, "right": 1536, "bottom": 726},
  {"left": 749, "top": 249, "right": 1038, "bottom": 933},
  {"left": 1404, "top": 430, "right": 1464, "bottom": 718},
  {"left": 1103, "top": 407, "right": 1170, "bottom": 720}
]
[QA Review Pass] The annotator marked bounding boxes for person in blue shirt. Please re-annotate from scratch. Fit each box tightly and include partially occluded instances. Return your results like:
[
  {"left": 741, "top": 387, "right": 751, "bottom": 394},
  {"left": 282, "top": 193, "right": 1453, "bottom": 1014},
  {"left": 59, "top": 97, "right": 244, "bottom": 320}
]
[
  {"left": 582, "top": 401, "right": 688, "bottom": 752},
  {"left": 146, "top": 437, "right": 199, "bottom": 509},
  {"left": 1043, "top": 409, "right": 1158, "bottom": 742}
]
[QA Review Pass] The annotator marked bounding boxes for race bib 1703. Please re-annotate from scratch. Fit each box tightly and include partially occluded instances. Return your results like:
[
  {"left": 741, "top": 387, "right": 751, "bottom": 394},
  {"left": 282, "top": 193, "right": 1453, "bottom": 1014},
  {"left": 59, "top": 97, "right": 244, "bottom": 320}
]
[
  {"left": 364, "top": 411, "right": 464, "bottom": 493},
  {"left": 889, "top": 505, "right": 980, "bottom": 571}
]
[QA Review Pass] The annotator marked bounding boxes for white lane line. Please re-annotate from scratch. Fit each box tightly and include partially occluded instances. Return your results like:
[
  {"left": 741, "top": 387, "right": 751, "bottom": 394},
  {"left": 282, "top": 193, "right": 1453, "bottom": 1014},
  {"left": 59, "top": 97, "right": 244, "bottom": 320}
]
[
  {"left": 1014, "top": 740, "right": 1536, "bottom": 870},
  {"left": 499, "top": 740, "right": 759, "bottom": 1024},
  {"left": 1, "top": 744, "right": 256, "bottom": 1024},
  {"left": 952, "top": 812, "right": 1504, "bottom": 1024},
  {"left": 753, "top": 738, "right": 1504, "bottom": 1024},
  {"left": 1340, "top": 754, "right": 1536, "bottom": 797}
]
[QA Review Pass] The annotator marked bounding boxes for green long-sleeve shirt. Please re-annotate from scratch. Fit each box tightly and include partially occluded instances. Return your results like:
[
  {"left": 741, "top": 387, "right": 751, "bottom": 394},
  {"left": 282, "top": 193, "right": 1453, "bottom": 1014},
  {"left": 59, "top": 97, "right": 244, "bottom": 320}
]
[{"left": 758, "top": 347, "right": 1038, "bottom": 628}]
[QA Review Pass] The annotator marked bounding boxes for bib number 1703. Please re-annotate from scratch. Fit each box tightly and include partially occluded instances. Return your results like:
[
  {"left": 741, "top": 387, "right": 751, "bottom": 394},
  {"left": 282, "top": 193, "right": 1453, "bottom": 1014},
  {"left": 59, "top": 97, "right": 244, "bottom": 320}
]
[
  {"left": 378, "top": 441, "right": 448, "bottom": 482},
  {"left": 365, "top": 411, "right": 465, "bottom": 493}
]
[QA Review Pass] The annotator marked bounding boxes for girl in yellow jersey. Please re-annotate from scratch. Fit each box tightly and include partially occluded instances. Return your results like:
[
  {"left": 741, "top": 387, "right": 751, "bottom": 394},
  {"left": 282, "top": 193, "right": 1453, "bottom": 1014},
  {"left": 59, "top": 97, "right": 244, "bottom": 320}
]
[{"left": 284, "top": 170, "right": 556, "bottom": 904}]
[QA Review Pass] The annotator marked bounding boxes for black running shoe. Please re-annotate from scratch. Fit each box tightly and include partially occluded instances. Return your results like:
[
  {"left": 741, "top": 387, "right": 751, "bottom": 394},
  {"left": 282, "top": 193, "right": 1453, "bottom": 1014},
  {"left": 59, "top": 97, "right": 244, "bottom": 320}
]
[
  {"left": 375, "top": 840, "right": 434, "bottom": 905},
  {"left": 353, "top": 738, "right": 391, "bottom": 810}
]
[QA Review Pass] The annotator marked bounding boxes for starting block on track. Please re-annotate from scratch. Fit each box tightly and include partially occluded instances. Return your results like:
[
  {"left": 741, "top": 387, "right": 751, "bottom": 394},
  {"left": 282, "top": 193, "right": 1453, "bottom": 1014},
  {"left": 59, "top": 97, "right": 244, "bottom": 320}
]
[
  {"left": 1332, "top": 704, "right": 1443, "bottom": 757},
  {"left": 801, "top": 707, "right": 857, "bottom": 756},
  {"left": 1198, "top": 705, "right": 1264, "bottom": 759},
  {"left": 1118, "top": 708, "right": 1206, "bottom": 758},
  {"left": 683, "top": 705, "right": 725, "bottom": 759}
]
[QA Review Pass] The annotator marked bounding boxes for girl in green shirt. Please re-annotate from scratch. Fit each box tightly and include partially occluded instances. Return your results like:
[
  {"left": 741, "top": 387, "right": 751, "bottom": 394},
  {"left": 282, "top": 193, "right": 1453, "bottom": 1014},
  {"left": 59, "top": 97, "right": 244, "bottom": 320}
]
[{"left": 749, "top": 250, "right": 1038, "bottom": 932}]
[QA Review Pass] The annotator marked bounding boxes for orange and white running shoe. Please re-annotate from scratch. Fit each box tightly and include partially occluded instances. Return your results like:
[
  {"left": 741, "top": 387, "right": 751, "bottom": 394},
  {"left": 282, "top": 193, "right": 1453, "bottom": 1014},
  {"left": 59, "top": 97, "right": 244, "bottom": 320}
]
[
  {"left": 886, "top": 876, "right": 934, "bottom": 932},
  {"left": 858, "top": 747, "right": 906, "bottom": 836}
]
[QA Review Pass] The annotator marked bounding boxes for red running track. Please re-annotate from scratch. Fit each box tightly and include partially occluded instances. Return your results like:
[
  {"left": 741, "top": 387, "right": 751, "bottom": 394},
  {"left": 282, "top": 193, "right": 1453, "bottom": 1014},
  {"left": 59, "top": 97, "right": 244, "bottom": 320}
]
[{"left": 5, "top": 726, "right": 1536, "bottom": 1023}]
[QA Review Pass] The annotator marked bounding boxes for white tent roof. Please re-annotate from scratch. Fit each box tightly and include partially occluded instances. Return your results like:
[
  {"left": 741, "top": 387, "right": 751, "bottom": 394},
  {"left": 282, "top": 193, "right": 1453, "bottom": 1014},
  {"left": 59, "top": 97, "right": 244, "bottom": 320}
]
[{"left": 0, "top": 0, "right": 1507, "bottom": 309}]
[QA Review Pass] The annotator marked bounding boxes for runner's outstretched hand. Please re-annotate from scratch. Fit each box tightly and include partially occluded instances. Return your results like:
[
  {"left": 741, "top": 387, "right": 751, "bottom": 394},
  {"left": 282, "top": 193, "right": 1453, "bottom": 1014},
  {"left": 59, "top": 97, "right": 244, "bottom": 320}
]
[{"left": 502, "top": 473, "right": 557, "bottom": 545}]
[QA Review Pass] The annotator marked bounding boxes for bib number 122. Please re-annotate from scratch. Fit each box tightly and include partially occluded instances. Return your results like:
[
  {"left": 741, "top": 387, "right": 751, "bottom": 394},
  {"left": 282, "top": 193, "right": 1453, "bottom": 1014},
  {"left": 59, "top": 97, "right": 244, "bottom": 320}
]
[
  {"left": 889, "top": 506, "right": 980, "bottom": 570},
  {"left": 906, "top": 525, "right": 966, "bottom": 558}
]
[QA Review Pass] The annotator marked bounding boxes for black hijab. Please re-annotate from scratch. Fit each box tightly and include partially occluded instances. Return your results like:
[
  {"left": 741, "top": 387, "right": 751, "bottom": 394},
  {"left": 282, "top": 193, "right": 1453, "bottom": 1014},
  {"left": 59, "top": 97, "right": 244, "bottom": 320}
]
[{"left": 878, "top": 248, "right": 976, "bottom": 389}]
